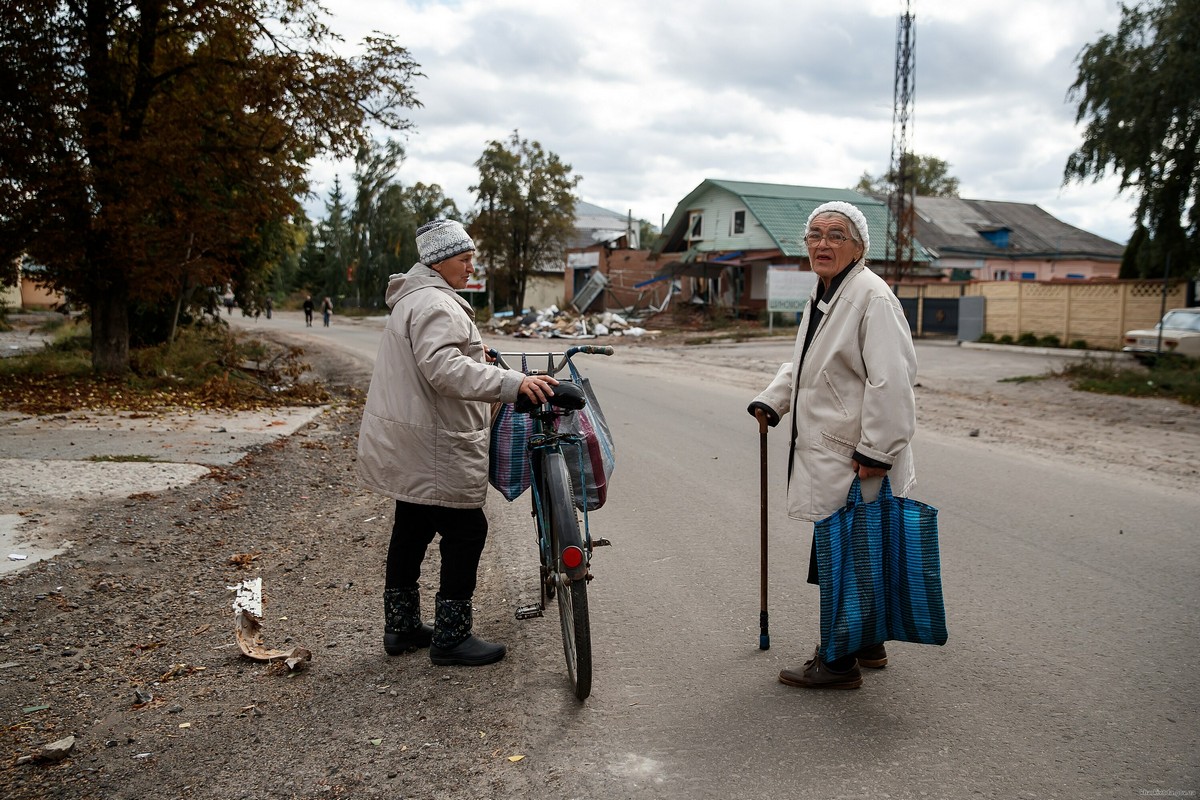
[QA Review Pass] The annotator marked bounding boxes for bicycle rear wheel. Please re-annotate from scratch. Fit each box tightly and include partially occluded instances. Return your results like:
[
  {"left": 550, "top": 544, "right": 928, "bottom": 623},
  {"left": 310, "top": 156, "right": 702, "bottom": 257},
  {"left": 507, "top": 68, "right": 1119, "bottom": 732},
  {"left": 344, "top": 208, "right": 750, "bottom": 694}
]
[{"left": 545, "top": 451, "right": 592, "bottom": 700}]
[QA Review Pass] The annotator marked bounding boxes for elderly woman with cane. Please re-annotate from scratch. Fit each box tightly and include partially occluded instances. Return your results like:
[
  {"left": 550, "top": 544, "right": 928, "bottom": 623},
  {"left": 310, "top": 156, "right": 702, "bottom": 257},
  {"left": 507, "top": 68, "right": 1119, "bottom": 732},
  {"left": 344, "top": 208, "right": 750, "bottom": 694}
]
[{"left": 748, "top": 200, "right": 918, "bottom": 689}]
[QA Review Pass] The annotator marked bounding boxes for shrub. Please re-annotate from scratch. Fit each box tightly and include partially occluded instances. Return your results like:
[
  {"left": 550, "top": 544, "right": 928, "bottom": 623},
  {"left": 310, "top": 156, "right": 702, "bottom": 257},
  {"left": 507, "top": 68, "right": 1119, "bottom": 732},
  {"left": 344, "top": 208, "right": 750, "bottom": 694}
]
[
  {"left": 1068, "top": 340, "right": 1089, "bottom": 350},
  {"left": 977, "top": 332, "right": 996, "bottom": 343},
  {"left": 1038, "top": 335, "right": 1061, "bottom": 348},
  {"left": 1016, "top": 332, "right": 1039, "bottom": 346},
  {"left": 998, "top": 334, "right": 1014, "bottom": 345}
]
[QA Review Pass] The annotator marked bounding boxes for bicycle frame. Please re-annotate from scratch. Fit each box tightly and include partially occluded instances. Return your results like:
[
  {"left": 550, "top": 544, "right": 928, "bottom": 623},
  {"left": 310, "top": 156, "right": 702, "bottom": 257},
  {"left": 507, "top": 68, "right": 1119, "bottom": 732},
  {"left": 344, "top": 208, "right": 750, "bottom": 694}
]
[
  {"left": 491, "top": 344, "right": 612, "bottom": 571},
  {"left": 489, "top": 345, "right": 613, "bottom": 700}
]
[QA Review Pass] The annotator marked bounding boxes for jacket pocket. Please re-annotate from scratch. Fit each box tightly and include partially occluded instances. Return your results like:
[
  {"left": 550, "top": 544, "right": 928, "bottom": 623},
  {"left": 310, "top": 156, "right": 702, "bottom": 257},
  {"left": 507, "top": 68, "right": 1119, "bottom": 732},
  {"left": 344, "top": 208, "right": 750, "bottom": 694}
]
[
  {"left": 820, "top": 371, "right": 849, "bottom": 418},
  {"left": 435, "top": 427, "right": 489, "bottom": 502},
  {"left": 819, "top": 430, "right": 856, "bottom": 458}
]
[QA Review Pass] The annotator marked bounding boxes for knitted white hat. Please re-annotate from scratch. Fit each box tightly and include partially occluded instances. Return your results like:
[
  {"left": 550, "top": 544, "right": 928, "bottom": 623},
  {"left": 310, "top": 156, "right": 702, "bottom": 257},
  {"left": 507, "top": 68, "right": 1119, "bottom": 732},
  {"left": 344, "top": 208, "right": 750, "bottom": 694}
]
[
  {"left": 416, "top": 219, "right": 475, "bottom": 265},
  {"left": 805, "top": 201, "right": 869, "bottom": 257}
]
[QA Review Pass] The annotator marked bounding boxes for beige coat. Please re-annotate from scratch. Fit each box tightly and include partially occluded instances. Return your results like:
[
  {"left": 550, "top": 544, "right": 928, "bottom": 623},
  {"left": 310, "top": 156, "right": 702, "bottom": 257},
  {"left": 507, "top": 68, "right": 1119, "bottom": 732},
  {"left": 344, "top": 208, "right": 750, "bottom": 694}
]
[
  {"left": 357, "top": 265, "right": 524, "bottom": 508},
  {"left": 753, "top": 263, "right": 917, "bottom": 521}
]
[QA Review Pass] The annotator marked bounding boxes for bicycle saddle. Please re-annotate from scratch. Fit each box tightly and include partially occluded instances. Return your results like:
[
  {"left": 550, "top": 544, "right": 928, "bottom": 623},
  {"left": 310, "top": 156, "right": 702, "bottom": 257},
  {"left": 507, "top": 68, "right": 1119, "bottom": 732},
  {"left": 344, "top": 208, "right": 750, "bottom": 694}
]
[{"left": 513, "top": 379, "right": 587, "bottom": 414}]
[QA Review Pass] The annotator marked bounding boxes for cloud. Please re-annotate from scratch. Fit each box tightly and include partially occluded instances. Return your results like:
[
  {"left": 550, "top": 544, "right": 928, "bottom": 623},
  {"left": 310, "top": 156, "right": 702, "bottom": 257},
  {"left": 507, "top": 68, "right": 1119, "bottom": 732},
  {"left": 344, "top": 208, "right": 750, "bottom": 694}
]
[{"left": 308, "top": 0, "right": 1136, "bottom": 243}]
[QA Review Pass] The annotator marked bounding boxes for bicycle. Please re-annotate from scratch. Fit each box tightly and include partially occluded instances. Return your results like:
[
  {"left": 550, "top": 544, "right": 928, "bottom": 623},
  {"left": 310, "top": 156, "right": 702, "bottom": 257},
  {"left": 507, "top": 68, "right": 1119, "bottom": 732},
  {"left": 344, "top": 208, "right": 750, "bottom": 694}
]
[{"left": 488, "top": 345, "right": 614, "bottom": 700}]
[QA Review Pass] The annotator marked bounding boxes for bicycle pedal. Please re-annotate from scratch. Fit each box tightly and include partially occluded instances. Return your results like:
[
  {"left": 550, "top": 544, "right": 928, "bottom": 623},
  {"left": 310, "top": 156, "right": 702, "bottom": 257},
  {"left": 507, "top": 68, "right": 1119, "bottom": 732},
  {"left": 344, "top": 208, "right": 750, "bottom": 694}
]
[
  {"left": 592, "top": 537, "right": 612, "bottom": 547},
  {"left": 515, "top": 605, "right": 544, "bottom": 620}
]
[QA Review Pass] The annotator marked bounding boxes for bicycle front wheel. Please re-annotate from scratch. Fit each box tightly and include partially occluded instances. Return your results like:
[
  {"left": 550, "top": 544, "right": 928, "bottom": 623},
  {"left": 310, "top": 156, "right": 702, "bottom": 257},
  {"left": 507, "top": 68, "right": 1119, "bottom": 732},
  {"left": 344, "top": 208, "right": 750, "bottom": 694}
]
[{"left": 546, "top": 451, "right": 592, "bottom": 700}]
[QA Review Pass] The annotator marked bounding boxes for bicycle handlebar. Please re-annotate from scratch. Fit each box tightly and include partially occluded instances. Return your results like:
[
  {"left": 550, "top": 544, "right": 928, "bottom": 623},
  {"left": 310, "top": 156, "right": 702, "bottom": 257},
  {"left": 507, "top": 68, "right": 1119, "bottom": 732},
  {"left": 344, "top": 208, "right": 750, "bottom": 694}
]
[{"left": 487, "top": 345, "right": 614, "bottom": 376}]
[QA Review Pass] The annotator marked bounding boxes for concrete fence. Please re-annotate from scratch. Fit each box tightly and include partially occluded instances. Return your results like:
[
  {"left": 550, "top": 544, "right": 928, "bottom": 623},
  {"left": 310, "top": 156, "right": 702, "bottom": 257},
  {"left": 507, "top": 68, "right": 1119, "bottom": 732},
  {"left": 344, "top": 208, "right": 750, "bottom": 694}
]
[{"left": 897, "top": 280, "right": 1189, "bottom": 349}]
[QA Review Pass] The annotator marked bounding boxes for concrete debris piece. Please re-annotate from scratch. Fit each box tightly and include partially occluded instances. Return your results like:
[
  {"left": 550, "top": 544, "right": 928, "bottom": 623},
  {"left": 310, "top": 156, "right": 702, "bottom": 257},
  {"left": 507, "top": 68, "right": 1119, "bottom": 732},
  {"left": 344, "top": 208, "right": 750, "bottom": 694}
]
[
  {"left": 38, "top": 735, "right": 76, "bottom": 762},
  {"left": 230, "top": 578, "right": 311, "bottom": 671},
  {"left": 483, "top": 307, "right": 659, "bottom": 341}
]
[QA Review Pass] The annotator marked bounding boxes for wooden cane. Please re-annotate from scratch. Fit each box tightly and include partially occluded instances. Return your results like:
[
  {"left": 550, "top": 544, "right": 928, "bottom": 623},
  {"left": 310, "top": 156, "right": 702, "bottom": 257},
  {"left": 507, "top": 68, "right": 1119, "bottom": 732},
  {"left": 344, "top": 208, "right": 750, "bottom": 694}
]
[{"left": 756, "top": 409, "right": 770, "bottom": 650}]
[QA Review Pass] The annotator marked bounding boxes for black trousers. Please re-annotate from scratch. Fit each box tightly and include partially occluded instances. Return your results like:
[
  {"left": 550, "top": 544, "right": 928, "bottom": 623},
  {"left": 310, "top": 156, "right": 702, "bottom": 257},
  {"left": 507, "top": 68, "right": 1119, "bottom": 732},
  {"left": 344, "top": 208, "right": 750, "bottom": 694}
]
[{"left": 385, "top": 500, "right": 488, "bottom": 601}]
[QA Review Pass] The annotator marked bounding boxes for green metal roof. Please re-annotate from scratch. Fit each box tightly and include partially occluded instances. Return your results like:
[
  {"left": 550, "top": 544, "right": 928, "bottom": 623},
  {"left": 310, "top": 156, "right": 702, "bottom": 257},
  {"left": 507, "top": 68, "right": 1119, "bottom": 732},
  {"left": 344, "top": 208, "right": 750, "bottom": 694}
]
[{"left": 661, "top": 179, "right": 930, "bottom": 262}]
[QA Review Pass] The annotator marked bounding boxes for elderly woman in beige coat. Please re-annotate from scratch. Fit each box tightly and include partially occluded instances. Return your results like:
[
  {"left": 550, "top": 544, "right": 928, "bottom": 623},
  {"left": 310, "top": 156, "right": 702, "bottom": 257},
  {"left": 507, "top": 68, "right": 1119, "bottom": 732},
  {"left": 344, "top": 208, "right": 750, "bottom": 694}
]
[
  {"left": 749, "top": 200, "right": 918, "bottom": 690},
  {"left": 358, "top": 219, "right": 556, "bottom": 667}
]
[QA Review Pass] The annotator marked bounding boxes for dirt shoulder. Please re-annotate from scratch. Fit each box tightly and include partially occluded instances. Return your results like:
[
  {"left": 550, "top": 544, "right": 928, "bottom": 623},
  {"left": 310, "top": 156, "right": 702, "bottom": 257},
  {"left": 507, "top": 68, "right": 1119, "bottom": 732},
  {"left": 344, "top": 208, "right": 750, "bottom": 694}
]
[{"left": 0, "top": 341, "right": 545, "bottom": 799}]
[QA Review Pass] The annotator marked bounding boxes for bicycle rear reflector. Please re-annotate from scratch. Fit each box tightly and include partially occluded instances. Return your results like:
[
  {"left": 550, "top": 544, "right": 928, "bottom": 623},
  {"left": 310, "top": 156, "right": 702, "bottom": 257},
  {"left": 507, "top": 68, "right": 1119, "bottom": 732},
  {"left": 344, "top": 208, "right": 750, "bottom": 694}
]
[{"left": 561, "top": 545, "right": 584, "bottom": 570}]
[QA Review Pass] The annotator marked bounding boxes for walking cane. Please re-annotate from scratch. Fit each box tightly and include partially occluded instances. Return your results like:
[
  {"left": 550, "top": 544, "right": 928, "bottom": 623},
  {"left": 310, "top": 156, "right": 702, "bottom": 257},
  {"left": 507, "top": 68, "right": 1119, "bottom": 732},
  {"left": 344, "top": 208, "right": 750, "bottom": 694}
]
[{"left": 755, "top": 409, "right": 770, "bottom": 650}]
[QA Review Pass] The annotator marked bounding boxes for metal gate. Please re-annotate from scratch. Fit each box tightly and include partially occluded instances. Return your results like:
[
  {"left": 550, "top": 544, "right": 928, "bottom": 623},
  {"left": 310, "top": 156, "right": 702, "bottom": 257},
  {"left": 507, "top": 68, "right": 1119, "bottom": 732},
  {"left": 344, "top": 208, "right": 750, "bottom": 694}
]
[{"left": 922, "top": 298, "right": 959, "bottom": 334}]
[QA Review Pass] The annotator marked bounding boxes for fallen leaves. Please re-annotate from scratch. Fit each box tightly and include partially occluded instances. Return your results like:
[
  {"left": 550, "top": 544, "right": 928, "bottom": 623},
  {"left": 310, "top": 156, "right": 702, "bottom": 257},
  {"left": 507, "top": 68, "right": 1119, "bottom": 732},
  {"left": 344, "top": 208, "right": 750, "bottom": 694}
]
[{"left": 228, "top": 551, "right": 259, "bottom": 568}]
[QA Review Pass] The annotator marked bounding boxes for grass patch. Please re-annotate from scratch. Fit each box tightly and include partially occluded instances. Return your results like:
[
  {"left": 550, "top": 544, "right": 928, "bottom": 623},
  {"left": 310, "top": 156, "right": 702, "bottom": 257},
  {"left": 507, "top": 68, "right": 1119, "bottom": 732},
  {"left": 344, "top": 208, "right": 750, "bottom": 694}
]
[
  {"left": 0, "top": 320, "right": 329, "bottom": 414},
  {"left": 1054, "top": 357, "right": 1200, "bottom": 406},
  {"left": 998, "top": 374, "right": 1048, "bottom": 384}
]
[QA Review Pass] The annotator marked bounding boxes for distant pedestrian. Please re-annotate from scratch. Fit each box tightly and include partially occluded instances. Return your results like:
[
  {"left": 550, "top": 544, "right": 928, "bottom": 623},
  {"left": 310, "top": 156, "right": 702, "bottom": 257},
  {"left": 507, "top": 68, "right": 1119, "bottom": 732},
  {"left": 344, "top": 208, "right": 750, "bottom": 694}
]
[
  {"left": 321, "top": 296, "right": 333, "bottom": 327},
  {"left": 224, "top": 293, "right": 235, "bottom": 316},
  {"left": 303, "top": 295, "right": 314, "bottom": 327},
  {"left": 265, "top": 296, "right": 273, "bottom": 320}
]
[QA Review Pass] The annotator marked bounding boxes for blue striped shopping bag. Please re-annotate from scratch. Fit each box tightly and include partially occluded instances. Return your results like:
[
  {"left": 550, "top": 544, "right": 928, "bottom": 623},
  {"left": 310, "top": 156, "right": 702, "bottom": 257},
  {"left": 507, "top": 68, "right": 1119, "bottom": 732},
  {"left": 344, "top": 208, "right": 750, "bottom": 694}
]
[{"left": 815, "top": 476, "right": 948, "bottom": 664}]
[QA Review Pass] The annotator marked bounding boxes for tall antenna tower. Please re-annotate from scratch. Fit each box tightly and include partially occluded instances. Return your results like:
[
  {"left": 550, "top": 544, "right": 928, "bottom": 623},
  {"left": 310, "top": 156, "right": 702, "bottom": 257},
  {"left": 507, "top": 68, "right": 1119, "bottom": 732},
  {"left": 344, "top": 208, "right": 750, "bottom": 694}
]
[{"left": 885, "top": 1, "right": 916, "bottom": 286}]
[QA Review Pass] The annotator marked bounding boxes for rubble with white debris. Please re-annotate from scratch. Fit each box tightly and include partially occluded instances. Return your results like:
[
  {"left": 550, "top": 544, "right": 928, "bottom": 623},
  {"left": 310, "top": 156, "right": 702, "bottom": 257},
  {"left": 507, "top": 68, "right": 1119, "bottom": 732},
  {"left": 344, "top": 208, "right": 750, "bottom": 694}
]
[{"left": 482, "top": 306, "right": 659, "bottom": 340}]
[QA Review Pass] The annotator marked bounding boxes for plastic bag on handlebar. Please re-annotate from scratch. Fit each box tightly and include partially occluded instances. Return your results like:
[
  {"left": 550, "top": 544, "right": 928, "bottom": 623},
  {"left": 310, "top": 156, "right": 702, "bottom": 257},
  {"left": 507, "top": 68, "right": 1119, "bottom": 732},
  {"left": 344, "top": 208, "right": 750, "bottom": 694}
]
[
  {"left": 555, "top": 359, "right": 615, "bottom": 511},
  {"left": 489, "top": 356, "right": 534, "bottom": 501}
]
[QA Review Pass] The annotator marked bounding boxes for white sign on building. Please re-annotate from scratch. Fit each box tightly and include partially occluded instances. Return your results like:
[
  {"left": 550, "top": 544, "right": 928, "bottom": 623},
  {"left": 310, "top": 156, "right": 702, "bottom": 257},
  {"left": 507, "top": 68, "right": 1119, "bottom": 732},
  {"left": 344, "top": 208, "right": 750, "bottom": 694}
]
[{"left": 766, "top": 266, "right": 818, "bottom": 313}]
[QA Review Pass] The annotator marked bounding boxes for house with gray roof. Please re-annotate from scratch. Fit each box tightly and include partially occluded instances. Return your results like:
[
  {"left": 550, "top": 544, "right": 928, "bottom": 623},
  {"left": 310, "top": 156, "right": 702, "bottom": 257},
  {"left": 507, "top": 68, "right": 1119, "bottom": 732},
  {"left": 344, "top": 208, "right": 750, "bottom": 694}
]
[
  {"left": 569, "top": 201, "right": 638, "bottom": 250},
  {"left": 908, "top": 196, "right": 1124, "bottom": 281}
]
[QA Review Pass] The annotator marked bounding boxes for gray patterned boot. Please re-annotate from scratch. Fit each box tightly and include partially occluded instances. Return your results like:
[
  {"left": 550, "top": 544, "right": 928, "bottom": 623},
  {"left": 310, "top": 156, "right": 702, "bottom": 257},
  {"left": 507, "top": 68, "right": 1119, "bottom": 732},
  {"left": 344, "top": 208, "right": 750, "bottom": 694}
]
[
  {"left": 383, "top": 587, "right": 433, "bottom": 655},
  {"left": 429, "top": 594, "right": 506, "bottom": 666}
]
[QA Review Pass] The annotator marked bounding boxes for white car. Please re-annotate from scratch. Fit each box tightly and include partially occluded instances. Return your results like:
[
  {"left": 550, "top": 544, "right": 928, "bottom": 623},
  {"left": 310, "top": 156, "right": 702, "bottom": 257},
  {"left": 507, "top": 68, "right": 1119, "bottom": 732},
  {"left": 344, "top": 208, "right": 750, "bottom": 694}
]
[{"left": 1122, "top": 308, "right": 1200, "bottom": 362}]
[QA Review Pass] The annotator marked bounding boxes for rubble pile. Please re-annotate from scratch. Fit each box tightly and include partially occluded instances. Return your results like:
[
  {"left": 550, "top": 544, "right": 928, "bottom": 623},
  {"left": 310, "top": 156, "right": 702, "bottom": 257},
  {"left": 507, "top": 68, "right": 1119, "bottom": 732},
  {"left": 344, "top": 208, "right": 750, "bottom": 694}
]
[{"left": 483, "top": 306, "right": 660, "bottom": 339}]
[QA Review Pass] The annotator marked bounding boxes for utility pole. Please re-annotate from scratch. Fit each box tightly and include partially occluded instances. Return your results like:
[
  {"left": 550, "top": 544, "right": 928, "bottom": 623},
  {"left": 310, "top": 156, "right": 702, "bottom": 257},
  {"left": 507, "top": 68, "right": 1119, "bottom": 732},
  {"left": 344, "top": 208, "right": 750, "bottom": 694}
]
[{"left": 885, "top": 1, "right": 916, "bottom": 288}]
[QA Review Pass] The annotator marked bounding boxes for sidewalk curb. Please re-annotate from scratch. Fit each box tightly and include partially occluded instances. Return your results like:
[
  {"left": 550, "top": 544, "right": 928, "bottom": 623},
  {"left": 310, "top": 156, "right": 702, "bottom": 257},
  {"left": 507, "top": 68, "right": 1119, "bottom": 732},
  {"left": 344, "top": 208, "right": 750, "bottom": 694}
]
[{"left": 958, "top": 341, "right": 1134, "bottom": 361}]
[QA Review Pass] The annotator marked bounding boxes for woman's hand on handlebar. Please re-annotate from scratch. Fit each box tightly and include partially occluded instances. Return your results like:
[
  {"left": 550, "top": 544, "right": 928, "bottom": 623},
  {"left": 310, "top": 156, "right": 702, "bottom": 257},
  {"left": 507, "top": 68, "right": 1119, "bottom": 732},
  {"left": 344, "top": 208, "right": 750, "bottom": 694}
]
[{"left": 519, "top": 374, "right": 558, "bottom": 405}]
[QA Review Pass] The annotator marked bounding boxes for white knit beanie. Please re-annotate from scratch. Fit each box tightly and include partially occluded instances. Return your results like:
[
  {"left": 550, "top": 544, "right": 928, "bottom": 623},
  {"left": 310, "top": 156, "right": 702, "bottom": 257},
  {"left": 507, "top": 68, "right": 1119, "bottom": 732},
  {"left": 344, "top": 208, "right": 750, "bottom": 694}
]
[
  {"left": 416, "top": 219, "right": 475, "bottom": 266},
  {"left": 805, "top": 201, "right": 869, "bottom": 257}
]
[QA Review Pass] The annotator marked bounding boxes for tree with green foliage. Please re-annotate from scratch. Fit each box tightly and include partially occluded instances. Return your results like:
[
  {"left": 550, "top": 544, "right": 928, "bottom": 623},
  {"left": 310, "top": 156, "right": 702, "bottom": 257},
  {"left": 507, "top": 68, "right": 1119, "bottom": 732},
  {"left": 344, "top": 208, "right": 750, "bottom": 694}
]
[
  {"left": 1065, "top": 0, "right": 1200, "bottom": 279},
  {"left": 298, "top": 178, "right": 352, "bottom": 302},
  {"left": 856, "top": 153, "right": 961, "bottom": 198},
  {"left": 470, "top": 131, "right": 579, "bottom": 312},
  {"left": 347, "top": 140, "right": 404, "bottom": 308},
  {"left": 0, "top": 1, "right": 422, "bottom": 373},
  {"left": 383, "top": 181, "right": 463, "bottom": 284},
  {"left": 301, "top": 143, "right": 464, "bottom": 308},
  {"left": 637, "top": 219, "right": 660, "bottom": 251}
]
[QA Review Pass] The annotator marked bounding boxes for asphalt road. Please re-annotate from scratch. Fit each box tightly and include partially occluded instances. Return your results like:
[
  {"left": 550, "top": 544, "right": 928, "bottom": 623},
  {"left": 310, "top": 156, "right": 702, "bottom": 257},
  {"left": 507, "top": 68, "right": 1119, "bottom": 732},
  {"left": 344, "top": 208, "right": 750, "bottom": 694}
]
[{"left": 235, "top": 310, "right": 1199, "bottom": 799}]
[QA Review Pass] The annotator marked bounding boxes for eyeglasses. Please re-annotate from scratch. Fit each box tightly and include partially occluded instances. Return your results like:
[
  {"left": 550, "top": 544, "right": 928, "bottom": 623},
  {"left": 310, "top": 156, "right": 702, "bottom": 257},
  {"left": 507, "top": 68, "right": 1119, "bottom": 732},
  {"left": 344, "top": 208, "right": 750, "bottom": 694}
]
[{"left": 804, "top": 230, "right": 851, "bottom": 247}]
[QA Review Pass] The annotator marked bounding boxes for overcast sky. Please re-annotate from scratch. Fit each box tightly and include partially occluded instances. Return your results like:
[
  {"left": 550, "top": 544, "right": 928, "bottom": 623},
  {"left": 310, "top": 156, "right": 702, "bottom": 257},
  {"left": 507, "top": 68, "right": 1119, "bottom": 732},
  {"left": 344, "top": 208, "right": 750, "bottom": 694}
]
[{"left": 310, "top": 0, "right": 1137, "bottom": 245}]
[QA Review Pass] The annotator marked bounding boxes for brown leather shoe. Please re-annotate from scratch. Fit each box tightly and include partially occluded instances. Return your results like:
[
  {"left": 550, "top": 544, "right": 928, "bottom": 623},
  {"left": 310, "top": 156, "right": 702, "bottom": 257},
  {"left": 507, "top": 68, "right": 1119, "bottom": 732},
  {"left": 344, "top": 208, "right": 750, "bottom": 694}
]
[
  {"left": 778, "top": 647, "right": 863, "bottom": 689},
  {"left": 852, "top": 642, "right": 888, "bottom": 669}
]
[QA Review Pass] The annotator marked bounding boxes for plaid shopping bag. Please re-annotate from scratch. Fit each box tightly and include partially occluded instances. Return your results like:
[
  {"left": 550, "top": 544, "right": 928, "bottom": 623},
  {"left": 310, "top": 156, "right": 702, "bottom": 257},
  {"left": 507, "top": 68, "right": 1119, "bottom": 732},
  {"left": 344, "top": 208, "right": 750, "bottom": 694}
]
[
  {"left": 814, "top": 476, "right": 948, "bottom": 664},
  {"left": 488, "top": 355, "right": 534, "bottom": 501},
  {"left": 488, "top": 401, "right": 534, "bottom": 500},
  {"left": 555, "top": 360, "right": 615, "bottom": 511}
]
